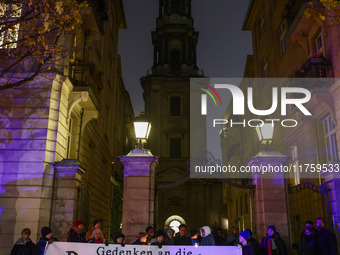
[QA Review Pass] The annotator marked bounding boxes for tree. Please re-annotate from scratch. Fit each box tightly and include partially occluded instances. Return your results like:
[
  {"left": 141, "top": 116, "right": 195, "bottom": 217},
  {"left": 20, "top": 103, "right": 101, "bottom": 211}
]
[
  {"left": 0, "top": 0, "right": 87, "bottom": 91},
  {"left": 305, "top": 0, "right": 340, "bottom": 23}
]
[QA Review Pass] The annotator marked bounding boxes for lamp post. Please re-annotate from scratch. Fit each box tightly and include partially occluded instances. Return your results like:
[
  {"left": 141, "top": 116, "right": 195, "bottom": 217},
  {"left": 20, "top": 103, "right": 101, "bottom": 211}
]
[
  {"left": 247, "top": 122, "right": 289, "bottom": 245},
  {"left": 119, "top": 113, "right": 158, "bottom": 243},
  {"left": 255, "top": 122, "right": 274, "bottom": 151},
  {"left": 134, "top": 112, "right": 151, "bottom": 150}
]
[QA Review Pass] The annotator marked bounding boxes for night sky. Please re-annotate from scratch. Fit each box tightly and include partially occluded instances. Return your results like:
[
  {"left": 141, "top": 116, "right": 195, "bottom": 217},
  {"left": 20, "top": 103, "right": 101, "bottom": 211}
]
[{"left": 119, "top": 0, "right": 253, "bottom": 115}]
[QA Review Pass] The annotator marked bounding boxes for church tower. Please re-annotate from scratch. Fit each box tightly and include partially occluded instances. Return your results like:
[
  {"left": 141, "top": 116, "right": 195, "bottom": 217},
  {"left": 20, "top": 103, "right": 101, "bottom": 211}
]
[
  {"left": 141, "top": 0, "right": 224, "bottom": 231},
  {"left": 151, "top": 0, "right": 198, "bottom": 76}
]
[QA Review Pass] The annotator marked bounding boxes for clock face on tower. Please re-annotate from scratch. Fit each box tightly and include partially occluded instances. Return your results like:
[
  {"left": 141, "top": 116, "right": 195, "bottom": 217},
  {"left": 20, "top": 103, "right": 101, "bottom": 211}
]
[{"left": 169, "top": 14, "right": 182, "bottom": 24}]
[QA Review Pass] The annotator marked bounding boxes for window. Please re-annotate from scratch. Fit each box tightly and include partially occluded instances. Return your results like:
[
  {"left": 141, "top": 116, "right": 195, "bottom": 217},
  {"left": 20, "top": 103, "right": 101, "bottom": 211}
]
[
  {"left": 171, "top": 0, "right": 180, "bottom": 14},
  {"left": 323, "top": 115, "right": 339, "bottom": 161},
  {"left": 170, "top": 96, "right": 181, "bottom": 116},
  {"left": 0, "top": 3, "right": 21, "bottom": 48},
  {"left": 170, "top": 49, "right": 181, "bottom": 73},
  {"left": 291, "top": 146, "right": 300, "bottom": 185},
  {"left": 262, "top": 55, "right": 268, "bottom": 79},
  {"left": 259, "top": 12, "right": 265, "bottom": 35},
  {"left": 316, "top": 33, "right": 324, "bottom": 53},
  {"left": 170, "top": 138, "right": 181, "bottom": 158},
  {"left": 279, "top": 20, "right": 288, "bottom": 55}
]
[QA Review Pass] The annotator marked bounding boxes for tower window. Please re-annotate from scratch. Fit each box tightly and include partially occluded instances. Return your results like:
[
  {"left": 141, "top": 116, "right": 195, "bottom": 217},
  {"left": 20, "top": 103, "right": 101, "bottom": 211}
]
[
  {"left": 170, "top": 138, "right": 181, "bottom": 158},
  {"left": 170, "top": 49, "right": 181, "bottom": 73},
  {"left": 171, "top": 0, "right": 180, "bottom": 14},
  {"left": 170, "top": 96, "right": 181, "bottom": 116}
]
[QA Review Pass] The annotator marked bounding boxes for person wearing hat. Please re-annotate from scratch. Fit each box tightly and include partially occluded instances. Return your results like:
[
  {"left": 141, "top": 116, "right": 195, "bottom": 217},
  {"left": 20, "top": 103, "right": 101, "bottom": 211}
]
[
  {"left": 164, "top": 229, "right": 174, "bottom": 245},
  {"left": 33, "top": 227, "right": 58, "bottom": 255},
  {"left": 114, "top": 232, "right": 125, "bottom": 245},
  {"left": 151, "top": 230, "right": 166, "bottom": 247},
  {"left": 239, "top": 230, "right": 258, "bottom": 255},
  {"left": 200, "top": 226, "right": 215, "bottom": 246},
  {"left": 66, "top": 219, "right": 86, "bottom": 243},
  {"left": 86, "top": 220, "right": 101, "bottom": 241},
  {"left": 260, "top": 225, "right": 285, "bottom": 255}
]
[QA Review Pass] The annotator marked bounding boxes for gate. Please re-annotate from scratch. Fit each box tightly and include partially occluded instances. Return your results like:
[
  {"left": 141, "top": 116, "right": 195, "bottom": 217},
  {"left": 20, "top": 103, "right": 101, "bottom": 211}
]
[{"left": 288, "top": 181, "right": 333, "bottom": 252}]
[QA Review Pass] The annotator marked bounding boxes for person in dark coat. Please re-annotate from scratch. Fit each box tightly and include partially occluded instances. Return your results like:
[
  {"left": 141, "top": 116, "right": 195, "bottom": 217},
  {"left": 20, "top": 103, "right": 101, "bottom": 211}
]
[
  {"left": 173, "top": 224, "right": 192, "bottom": 245},
  {"left": 316, "top": 217, "right": 338, "bottom": 255},
  {"left": 300, "top": 220, "right": 313, "bottom": 240},
  {"left": 132, "top": 232, "right": 148, "bottom": 245},
  {"left": 114, "top": 232, "right": 125, "bottom": 244},
  {"left": 213, "top": 227, "right": 227, "bottom": 246},
  {"left": 66, "top": 219, "right": 86, "bottom": 243},
  {"left": 299, "top": 227, "right": 321, "bottom": 255},
  {"left": 33, "top": 227, "right": 58, "bottom": 255},
  {"left": 227, "top": 226, "right": 239, "bottom": 246},
  {"left": 151, "top": 230, "right": 166, "bottom": 246},
  {"left": 164, "top": 229, "right": 174, "bottom": 245},
  {"left": 11, "top": 228, "right": 35, "bottom": 255},
  {"left": 200, "top": 226, "right": 215, "bottom": 246},
  {"left": 146, "top": 226, "right": 155, "bottom": 244},
  {"left": 239, "top": 230, "right": 258, "bottom": 255},
  {"left": 246, "top": 229, "right": 260, "bottom": 254},
  {"left": 260, "top": 225, "right": 285, "bottom": 255}
]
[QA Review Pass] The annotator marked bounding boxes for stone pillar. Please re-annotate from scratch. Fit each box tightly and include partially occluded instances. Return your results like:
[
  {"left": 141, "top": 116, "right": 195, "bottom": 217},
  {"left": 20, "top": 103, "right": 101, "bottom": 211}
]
[
  {"left": 322, "top": 162, "right": 340, "bottom": 250},
  {"left": 53, "top": 159, "right": 82, "bottom": 240},
  {"left": 119, "top": 149, "right": 158, "bottom": 244},
  {"left": 247, "top": 151, "right": 289, "bottom": 242}
]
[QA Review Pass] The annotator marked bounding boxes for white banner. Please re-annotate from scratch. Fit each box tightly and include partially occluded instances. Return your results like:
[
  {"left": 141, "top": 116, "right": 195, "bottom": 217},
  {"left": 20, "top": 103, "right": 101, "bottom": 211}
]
[{"left": 45, "top": 242, "right": 242, "bottom": 255}]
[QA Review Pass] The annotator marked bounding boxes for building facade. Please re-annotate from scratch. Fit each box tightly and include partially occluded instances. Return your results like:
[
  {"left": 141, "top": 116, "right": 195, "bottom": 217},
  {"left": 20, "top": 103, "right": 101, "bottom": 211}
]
[
  {"left": 141, "top": 0, "right": 226, "bottom": 232},
  {"left": 221, "top": 0, "right": 340, "bottom": 253},
  {"left": 0, "top": 0, "right": 134, "bottom": 254}
]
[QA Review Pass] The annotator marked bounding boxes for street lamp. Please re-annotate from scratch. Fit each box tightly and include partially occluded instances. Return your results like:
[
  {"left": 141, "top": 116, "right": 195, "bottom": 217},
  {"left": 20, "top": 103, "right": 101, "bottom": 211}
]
[
  {"left": 255, "top": 122, "right": 274, "bottom": 151},
  {"left": 134, "top": 112, "right": 151, "bottom": 149}
]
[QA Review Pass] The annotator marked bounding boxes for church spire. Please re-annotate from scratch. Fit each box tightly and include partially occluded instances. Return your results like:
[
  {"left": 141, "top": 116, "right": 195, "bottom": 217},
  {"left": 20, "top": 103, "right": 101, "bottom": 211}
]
[{"left": 151, "top": 0, "right": 198, "bottom": 76}]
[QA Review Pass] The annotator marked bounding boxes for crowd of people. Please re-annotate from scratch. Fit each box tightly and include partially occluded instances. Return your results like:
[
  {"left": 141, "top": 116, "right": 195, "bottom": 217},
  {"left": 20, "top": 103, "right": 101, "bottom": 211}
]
[{"left": 10, "top": 217, "right": 339, "bottom": 255}]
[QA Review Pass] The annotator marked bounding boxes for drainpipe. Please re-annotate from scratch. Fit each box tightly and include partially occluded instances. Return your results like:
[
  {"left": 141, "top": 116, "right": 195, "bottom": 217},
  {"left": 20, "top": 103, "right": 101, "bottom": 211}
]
[
  {"left": 312, "top": 113, "right": 322, "bottom": 184},
  {"left": 49, "top": 168, "right": 57, "bottom": 228},
  {"left": 78, "top": 108, "right": 84, "bottom": 160}
]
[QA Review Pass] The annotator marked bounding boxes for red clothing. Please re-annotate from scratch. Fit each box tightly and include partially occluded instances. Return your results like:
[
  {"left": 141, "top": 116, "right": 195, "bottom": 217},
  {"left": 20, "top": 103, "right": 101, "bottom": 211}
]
[{"left": 94, "top": 238, "right": 103, "bottom": 244}]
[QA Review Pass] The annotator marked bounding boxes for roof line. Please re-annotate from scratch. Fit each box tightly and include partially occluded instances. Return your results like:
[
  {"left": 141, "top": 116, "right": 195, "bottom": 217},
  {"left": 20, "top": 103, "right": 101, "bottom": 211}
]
[{"left": 242, "top": 0, "right": 255, "bottom": 31}]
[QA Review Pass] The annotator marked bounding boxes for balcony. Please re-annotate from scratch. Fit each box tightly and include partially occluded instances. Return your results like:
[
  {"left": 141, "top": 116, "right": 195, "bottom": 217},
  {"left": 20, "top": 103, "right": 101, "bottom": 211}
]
[
  {"left": 294, "top": 56, "right": 333, "bottom": 79},
  {"left": 69, "top": 61, "right": 101, "bottom": 109}
]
